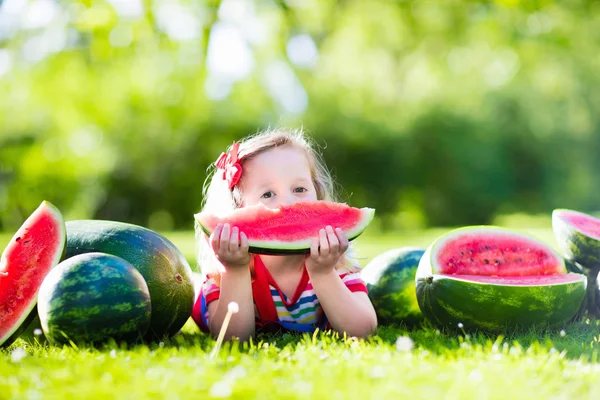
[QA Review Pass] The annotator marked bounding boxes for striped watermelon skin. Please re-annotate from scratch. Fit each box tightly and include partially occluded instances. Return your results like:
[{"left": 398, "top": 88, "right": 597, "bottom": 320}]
[
  {"left": 416, "top": 273, "right": 586, "bottom": 331},
  {"left": 552, "top": 209, "right": 600, "bottom": 269},
  {"left": 65, "top": 220, "right": 194, "bottom": 339},
  {"left": 361, "top": 247, "right": 425, "bottom": 327},
  {"left": 38, "top": 253, "right": 151, "bottom": 345}
]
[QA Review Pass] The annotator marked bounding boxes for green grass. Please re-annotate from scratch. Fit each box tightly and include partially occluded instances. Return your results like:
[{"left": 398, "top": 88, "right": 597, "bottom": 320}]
[{"left": 2, "top": 227, "right": 600, "bottom": 399}]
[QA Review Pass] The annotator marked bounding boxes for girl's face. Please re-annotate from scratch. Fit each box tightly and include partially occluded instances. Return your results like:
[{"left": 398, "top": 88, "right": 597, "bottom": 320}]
[{"left": 239, "top": 146, "right": 317, "bottom": 208}]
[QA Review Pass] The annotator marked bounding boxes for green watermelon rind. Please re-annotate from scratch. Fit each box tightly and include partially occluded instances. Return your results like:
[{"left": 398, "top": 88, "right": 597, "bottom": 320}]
[
  {"left": 416, "top": 272, "right": 587, "bottom": 331},
  {"left": 196, "top": 206, "right": 375, "bottom": 255},
  {"left": 415, "top": 226, "right": 586, "bottom": 331},
  {"left": 0, "top": 201, "right": 66, "bottom": 347},
  {"left": 552, "top": 209, "right": 600, "bottom": 270},
  {"left": 38, "top": 252, "right": 152, "bottom": 345},
  {"left": 65, "top": 220, "right": 195, "bottom": 339}
]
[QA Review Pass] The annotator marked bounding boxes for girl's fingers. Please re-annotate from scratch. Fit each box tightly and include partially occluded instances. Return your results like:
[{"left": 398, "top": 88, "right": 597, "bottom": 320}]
[
  {"left": 310, "top": 237, "right": 319, "bottom": 257},
  {"left": 326, "top": 226, "right": 339, "bottom": 254},
  {"left": 319, "top": 228, "right": 329, "bottom": 256},
  {"left": 211, "top": 224, "right": 223, "bottom": 252},
  {"left": 240, "top": 231, "right": 249, "bottom": 252},
  {"left": 220, "top": 223, "right": 231, "bottom": 252},
  {"left": 336, "top": 228, "right": 349, "bottom": 253},
  {"left": 230, "top": 226, "right": 240, "bottom": 252}
]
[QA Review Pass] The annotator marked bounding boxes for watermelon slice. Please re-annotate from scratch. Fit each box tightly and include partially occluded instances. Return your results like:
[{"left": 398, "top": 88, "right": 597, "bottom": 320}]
[
  {"left": 0, "top": 201, "right": 66, "bottom": 347},
  {"left": 194, "top": 201, "right": 375, "bottom": 255},
  {"left": 416, "top": 226, "right": 586, "bottom": 331},
  {"left": 552, "top": 209, "right": 600, "bottom": 318}
]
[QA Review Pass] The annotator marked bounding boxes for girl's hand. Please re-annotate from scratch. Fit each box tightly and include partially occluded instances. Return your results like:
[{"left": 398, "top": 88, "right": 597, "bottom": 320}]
[
  {"left": 210, "top": 223, "right": 251, "bottom": 269},
  {"left": 306, "top": 226, "right": 349, "bottom": 276}
]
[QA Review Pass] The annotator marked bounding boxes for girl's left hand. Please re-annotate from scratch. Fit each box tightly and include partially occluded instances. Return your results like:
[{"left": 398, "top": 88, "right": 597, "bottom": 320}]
[{"left": 306, "top": 226, "right": 349, "bottom": 276}]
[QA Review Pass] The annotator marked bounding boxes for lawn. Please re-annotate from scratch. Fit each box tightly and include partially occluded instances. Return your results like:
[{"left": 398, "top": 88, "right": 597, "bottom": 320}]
[{"left": 1, "top": 227, "right": 599, "bottom": 399}]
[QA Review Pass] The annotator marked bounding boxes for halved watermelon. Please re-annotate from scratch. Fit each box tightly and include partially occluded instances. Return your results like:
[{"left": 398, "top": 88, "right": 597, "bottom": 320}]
[
  {"left": 416, "top": 226, "right": 586, "bottom": 331},
  {"left": 0, "top": 201, "right": 66, "bottom": 347},
  {"left": 552, "top": 209, "right": 600, "bottom": 317},
  {"left": 552, "top": 209, "right": 600, "bottom": 269},
  {"left": 194, "top": 201, "right": 375, "bottom": 254}
]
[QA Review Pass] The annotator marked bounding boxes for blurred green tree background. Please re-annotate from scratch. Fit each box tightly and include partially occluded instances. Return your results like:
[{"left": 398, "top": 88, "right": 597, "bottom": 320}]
[{"left": 1, "top": 0, "right": 599, "bottom": 232}]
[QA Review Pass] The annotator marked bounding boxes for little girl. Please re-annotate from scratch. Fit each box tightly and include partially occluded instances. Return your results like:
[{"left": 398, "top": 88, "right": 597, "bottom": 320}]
[{"left": 191, "top": 128, "right": 377, "bottom": 341}]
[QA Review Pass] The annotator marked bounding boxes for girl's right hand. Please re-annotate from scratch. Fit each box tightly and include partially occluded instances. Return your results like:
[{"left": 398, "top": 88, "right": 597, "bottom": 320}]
[{"left": 210, "top": 223, "right": 251, "bottom": 269}]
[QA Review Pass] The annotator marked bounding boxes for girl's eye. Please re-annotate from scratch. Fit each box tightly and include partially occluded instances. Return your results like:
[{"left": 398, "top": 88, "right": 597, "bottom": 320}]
[
  {"left": 261, "top": 191, "right": 275, "bottom": 199},
  {"left": 294, "top": 187, "right": 307, "bottom": 193}
]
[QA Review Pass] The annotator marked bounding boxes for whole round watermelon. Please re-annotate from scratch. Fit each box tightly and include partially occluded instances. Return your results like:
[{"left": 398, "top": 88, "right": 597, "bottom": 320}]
[
  {"left": 361, "top": 247, "right": 426, "bottom": 327},
  {"left": 65, "top": 220, "right": 194, "bottom": 339},
  {"left": 38, "top": 252, "right": 152, "bottom": 345}
]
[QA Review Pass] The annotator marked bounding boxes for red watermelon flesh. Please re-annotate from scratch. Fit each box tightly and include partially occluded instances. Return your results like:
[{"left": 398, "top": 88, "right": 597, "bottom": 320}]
[
  {"left": 433, "top": 228, "right": 565, "bottom": 277},
  {"left": 0, "top": 201, "right": 65, "bottom": 346},
  {"left": 195, "top": 201, "right": 375, "bottom": 254}
]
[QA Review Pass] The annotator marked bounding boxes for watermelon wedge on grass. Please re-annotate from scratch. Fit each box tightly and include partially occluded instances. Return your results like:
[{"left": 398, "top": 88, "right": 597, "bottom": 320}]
[
  {"left": 552, "top": 209, "right": 600, "bottom": 318},
  {"left": 0, "top": 201, "right": 65, "bottom": 347},
  {"left": 416, "top": 226, "right": 586, "bottom": 332},
  {"left": 194, "top": 201, "right": 375, "bottom": 255}
]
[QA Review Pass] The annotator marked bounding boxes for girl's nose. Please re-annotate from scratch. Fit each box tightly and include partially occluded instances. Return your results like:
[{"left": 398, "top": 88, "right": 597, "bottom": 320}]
[{"left": 281, "top": 193, "right": 298, "bottom": 206}]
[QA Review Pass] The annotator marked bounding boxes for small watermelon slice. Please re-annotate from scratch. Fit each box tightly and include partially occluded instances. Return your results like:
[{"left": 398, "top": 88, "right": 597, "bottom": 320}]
[
  {"left": 194, "top": 201, "right": 375, "bottom": 255},
  {"left": 416, "top": 226, "right": 586, "bottom": 331},
  {"left": 552, "top": 209, "right": 600, "bottom": 318},
  {"left": 0, "top": 201, "right": 66, "bottom": 347}
]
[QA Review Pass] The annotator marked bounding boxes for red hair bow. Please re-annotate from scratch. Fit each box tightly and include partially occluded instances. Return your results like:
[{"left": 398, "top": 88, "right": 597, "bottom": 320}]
[{"left": 215, "top": 141, "right": 243, "bottom": 189}]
